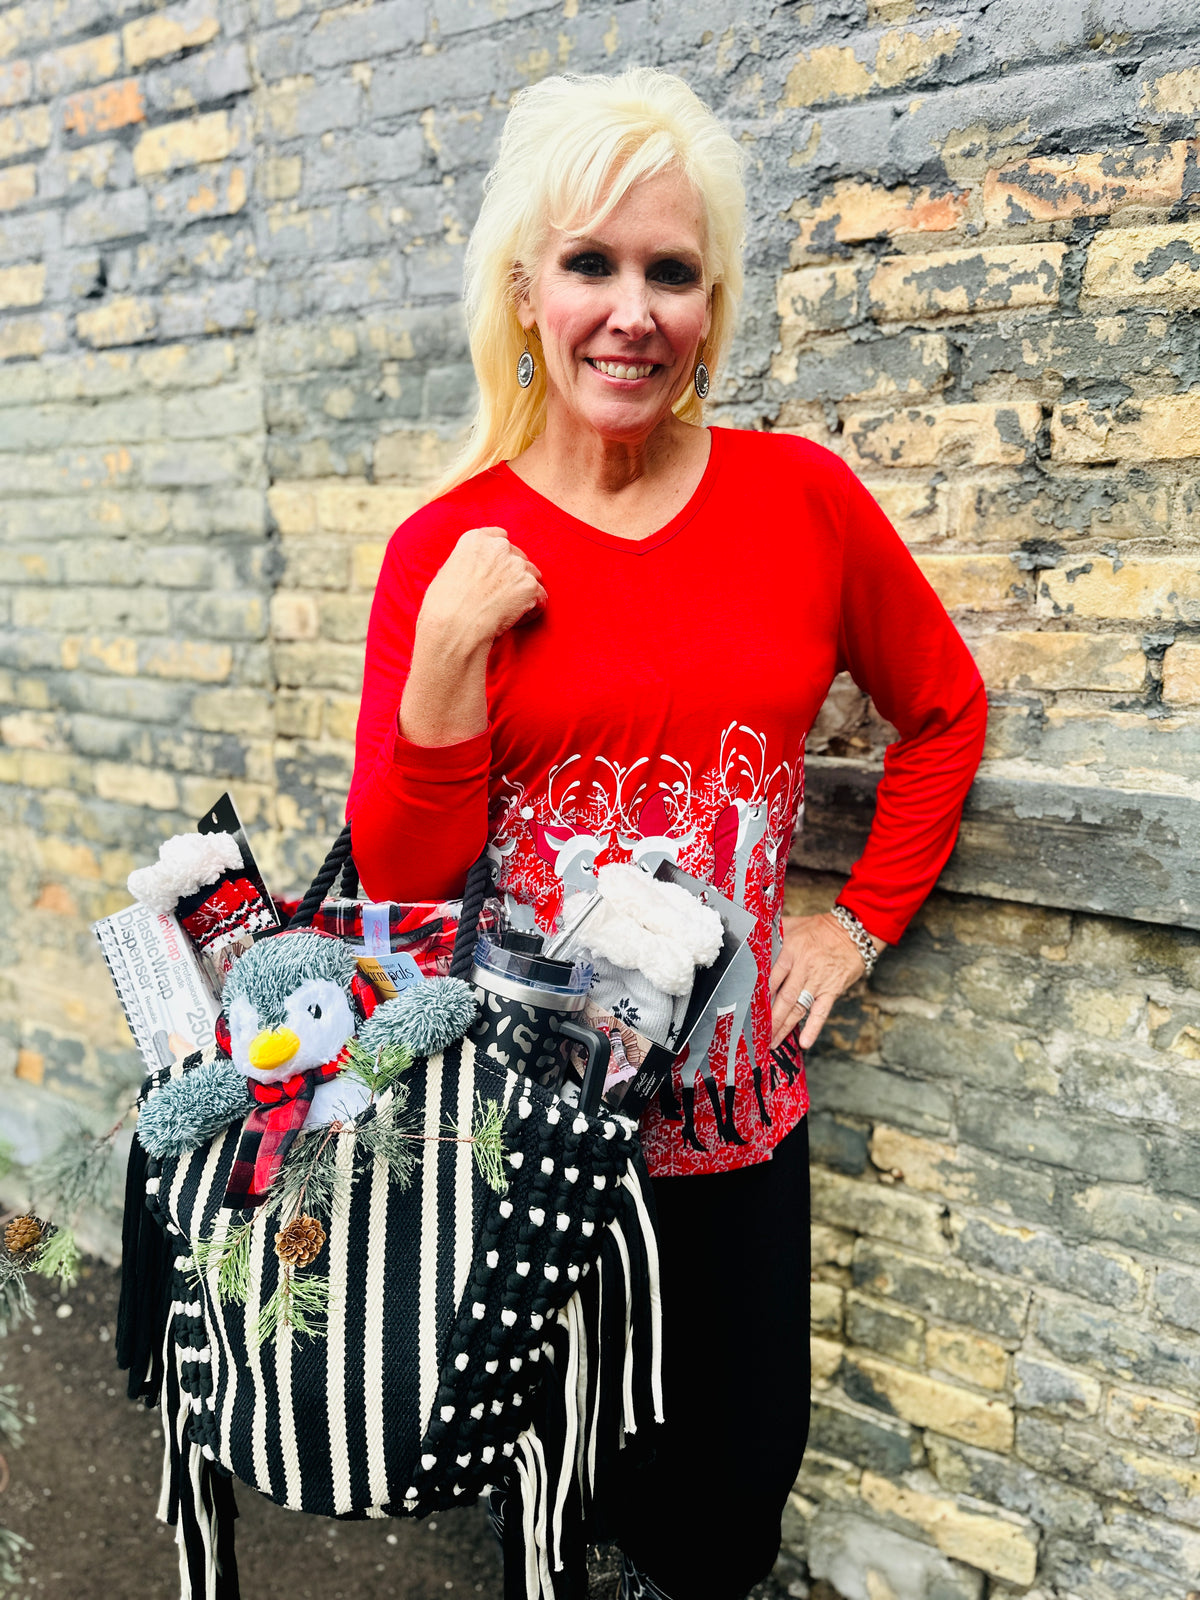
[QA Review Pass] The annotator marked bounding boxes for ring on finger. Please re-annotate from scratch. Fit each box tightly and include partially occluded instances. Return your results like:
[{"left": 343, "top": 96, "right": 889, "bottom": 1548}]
[{"left": 792, "top": 989, "right": 816, "bottom": 1014}]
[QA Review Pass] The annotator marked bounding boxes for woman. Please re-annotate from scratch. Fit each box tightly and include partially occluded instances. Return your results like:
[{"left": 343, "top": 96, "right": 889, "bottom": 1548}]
[{"left": 349, "top": 68, "right": 986, "bottom": 1600}]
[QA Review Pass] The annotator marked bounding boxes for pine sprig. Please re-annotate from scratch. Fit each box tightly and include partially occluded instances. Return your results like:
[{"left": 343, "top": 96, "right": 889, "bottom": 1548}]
[
  {"left": 0, "top": 1259, "right": 33, "bottom": 1340},
  {"left": 469, "top": 1096, "right": 508, "bottom": 1194},
  {"left": 30, "top": 1115, "right": 125, "bottom": 1216},
  {"left": 0, "top": 1526, "right": 29, "bottom": 1588},
  {"left": 0, "top": 1382, "right": 27, "bottom": 1450},
  {"left": 265, "top": 1124, "right": 347, "bottom": 1224},
  {"left": 353, "top": 1108, "right": 421, "bottom": 1191},
  {"left": 255, "top": 1270, "right": 333, "bottom": 1346},
  {"left": 32, "top": 1226, "right": 81, "bottom": 1291},
  {"left": 190, "top": 1217, "right": 254, "bottom": 1306},
  {"left": 343, "top": 1037, "right": 413, "bottom": 1098}
]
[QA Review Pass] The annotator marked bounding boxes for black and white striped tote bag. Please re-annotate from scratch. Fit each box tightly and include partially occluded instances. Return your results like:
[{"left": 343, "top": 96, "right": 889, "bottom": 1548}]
[{"left": 118, "top": 843, "right": 663, "bottom": 1600}]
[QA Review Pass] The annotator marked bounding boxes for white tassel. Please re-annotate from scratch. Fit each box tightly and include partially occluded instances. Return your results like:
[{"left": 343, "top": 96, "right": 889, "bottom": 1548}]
[
  {"left": 622, "top": 1171, "right": 665, "bottom": 1424},
  {"left": 516, "top": 1438, "right": 541, "bottom": 1600},
  {"left": 527, "top": 1428, "right": 553, "bottom": 1597},
  {"left": 586, "top": 1254, "right": 603, "bottom": 1498},
  {"left": 550, "top": 1303, "right": 580, "bottom": 1571},
  {"left": 609, "top": 1221, "right": 636, "bottom": 1439}
]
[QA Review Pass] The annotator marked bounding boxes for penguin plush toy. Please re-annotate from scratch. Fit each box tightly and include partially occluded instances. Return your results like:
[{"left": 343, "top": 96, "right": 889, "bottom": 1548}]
[{"left": 136, "top": 928, "right": 478, "bottom": 1209}]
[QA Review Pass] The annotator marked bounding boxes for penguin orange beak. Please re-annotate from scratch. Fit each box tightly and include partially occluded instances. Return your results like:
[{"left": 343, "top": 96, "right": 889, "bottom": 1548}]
[{"left": 247, "top": 1027, "right": 301, "bottom": 1070}]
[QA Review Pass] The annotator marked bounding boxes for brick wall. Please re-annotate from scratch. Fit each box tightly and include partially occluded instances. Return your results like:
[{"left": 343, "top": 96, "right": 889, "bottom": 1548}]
[{"left": 1, "top": 2, "right": 1199, "bottom": 1596}]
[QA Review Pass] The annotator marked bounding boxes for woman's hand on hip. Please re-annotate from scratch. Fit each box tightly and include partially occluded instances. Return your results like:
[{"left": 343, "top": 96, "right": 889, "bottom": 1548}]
[
  {"left": 417, "top": 526, "right": 547, "bottom": 653},
  {"left": 768, "top": 912, "right": 880, "bottom": 1050}
]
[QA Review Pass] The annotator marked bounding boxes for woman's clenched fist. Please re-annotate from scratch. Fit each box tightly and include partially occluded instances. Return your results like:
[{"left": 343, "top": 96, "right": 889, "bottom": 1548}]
[{"left": 417, "top": 526, "right": 547, "bottom": 652}]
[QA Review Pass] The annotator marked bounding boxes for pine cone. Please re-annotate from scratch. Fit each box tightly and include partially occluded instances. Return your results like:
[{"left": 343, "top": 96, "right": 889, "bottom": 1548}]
[
  {"left": 274, "top": 1214, "right": 326, "bottom": 1270},
  {"left": 4, "top": 1214, "right": 43, "bottom": 1255}
]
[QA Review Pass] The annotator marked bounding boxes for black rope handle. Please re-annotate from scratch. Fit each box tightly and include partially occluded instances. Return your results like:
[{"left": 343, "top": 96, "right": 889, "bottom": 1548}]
[
  {"left": 283, "top": 821, "right": 492, "bottom": 975},
  {"left": 287, "top": 822, "right": 355, "bottom": 929},
  {"left": 449, "top": 852, "right": 494, "bottom": 979}
]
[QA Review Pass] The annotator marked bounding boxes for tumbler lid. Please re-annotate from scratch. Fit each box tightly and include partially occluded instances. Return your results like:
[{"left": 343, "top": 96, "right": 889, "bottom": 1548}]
[{"left": 474, "top": 934, "right": 592, "bottom": 996}]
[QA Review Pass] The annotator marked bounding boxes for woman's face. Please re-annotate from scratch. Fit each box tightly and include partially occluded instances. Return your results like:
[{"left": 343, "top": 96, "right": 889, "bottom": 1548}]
[{"left": 518, "top": 166, "right": 712, "bottom": 445}]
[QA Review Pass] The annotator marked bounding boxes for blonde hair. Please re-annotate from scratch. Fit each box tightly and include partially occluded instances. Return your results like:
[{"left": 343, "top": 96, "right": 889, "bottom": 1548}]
[{"left": 439, "top": 67, "right": 747, "bottom": 492}]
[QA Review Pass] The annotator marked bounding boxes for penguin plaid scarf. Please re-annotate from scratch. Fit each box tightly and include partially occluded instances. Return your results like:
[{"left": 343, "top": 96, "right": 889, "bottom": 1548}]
[{"left": 223, "top": 1054, "right": 346, "bottom": 1209}]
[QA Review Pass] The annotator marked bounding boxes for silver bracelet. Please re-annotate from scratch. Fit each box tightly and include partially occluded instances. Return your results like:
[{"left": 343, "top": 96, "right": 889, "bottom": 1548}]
[{"left": 831, "top": 904, "right": 880, "bottom": 977}]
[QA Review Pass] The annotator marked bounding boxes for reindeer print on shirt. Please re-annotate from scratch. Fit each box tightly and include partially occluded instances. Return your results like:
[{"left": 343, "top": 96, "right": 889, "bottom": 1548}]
[{"left": 482, "top": 723, "right": 810, "bottom": 1175}]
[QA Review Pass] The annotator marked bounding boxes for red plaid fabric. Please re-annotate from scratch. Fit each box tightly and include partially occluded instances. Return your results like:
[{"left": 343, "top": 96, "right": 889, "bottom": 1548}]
[{"left": 223, "top": 1051, "right": 347, "bottom": 1210}]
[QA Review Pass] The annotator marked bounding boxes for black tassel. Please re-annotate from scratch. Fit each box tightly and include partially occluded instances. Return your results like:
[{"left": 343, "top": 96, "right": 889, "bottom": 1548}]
[{"left": 115, "top": 1137, "right": 172, "bottom": 1405}]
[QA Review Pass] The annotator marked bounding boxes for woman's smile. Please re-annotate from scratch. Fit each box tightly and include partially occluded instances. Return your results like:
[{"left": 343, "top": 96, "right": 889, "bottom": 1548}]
[{"left": 585, "top": 357, "right": 659, "bottom": 382}]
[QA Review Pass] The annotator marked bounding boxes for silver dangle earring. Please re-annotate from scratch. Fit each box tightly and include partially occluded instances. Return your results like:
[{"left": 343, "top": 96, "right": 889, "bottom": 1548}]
[
  {"left": 516, "top": 336, "right": 535, "bottom": 389},
  {"left": 693, "top": 360, "right": 710, "bottom": 400}
]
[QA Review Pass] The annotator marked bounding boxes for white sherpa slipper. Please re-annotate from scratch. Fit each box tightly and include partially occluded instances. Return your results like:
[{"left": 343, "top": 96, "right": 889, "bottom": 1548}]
[{"left": 128, "top": 831, "right": 243, "bottom": 913}]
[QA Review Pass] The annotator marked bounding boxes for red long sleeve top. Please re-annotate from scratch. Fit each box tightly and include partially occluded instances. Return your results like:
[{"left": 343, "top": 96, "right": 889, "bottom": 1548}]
[{"left": 348, "top": 428, "right": 987, "bottom": 1176}]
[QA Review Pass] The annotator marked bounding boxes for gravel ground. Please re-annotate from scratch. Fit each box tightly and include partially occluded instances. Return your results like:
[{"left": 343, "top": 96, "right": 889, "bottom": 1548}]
[{"left": 1, "top": 1260, "right": 808, "bottom": 1600}]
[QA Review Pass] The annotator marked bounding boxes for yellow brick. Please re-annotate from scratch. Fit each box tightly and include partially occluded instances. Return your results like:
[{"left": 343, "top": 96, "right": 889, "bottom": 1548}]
[
  {"left": 0, "top": 311, "right": 47, "bottom": 360},
  {"left": 315, "top": 481, "right": 426, "bottom": 536},
  {"left": 1, "top": 709, "right": 57, "bottom": 748},
  {"left": 844, "top": 1352, "right": 1015, "bottom": 1450},
  {"left": 271, "top": 591, "right": 320, "bottom": 641},
  {"left": 787, "top": 179, "right": 969, "bottom": 259},
  {"left": 844, "top": 403, "right": 1040, "bottom": 470},
  {"left": 0, "top": 102, "right": 48, "bottom": 160},
  {"left": 13, "top": 749, "right": 85, "bottom": 790},
  {"left": 1163, "top": 641, "right": 1200, "bottom": 706},
  {"left": 140, "top": 638, "right": 232, "bottom": 680},
  {"left": 811, "top": 1281, "right": 844, "bottom": 1336},
  {"left": 985, "top": 141, "right": 1197, "bottom": 224},
  {"left": 67, "top": 144, "right": 119, "bottom": 190},
  {"left": 276, "top": 690, "right": 323, "bottom": 740},
  {"left": 76, "top": 295, "right": 157, "bottom": 348},
  {"left": 1106, "top": 1390, "right": 1200, "bottom": 1455},
  {"left": 156, "top": 164, "right": 247, "bottom": 220},
  {"left": 864, "top": 479, "right": 946, "bottom": 542},
  {"left": 321, "top": 693, "right": 359, "bottom": 743},
  {"left": 972, "top": 629, "right": 1146, "bottom": 691},
  {"left": 38, "top": 836, "right": 102, "bottom": 880},
  {"left": 776, "top": 263, "right": 860, "bottom": 339},
  {"left": 0, "top": 260, "right": 42, "bottom": 309},
  {"left": 954, "top": 476, "right": 1171, "bottom": 546},
  {"left": 1039, "top": 556, "right": 1200, "bottom": 623},
  {"left": 132, "top": 109, "right": 234, "bottom": 179},
  {"left": 870, "top": 1126, "right": 973, "bottom": 1198},
  {"left": 15, "top": 1047, "right": 44, "bottom": 1085},
  {"left": 267, "top": 483, "right": 317, "bottom": 535},
  {"left": 925, "top": 1328, "right": 1008, "bottom": 1392},
  {"left": 264, "top": 155, "right": 301, "bottom": 200},
  {"left": 63, "top": 78, "right": 145, "bottom": 136},
  {"left": 868, "top": 243, "right": 1066, "bottom": 320},
  {"left": 95, "top": 761, "right": 178, "bottom": 809},
  {"left": 782, "top": 44, "right": 872, "bottom": 107},
  {"left": 261, "top": 75, "right": 315, "bottom": 139},
  {"left": 873, "top": 24, "right": 961, "bottom": 88},
  {"left": 0, "top": 162, "right": 35, "bottom": 209},
  {"left": 0, "top": 58, "right": 30, "bottom": 106},
  {"left": 124, "top": 5, "right": 220, "bottom": 70},
  {"left": 811, "top": 1336, "right": 844, "bottom": 1382},
  {"left": 351, "top": 540, "right": 387, "bottom": 589},
  {"left": 860, "top": 1472, "right": 1037, "bottom": 1585},
  {"left": 34, "top": 32, "right": 120, "bottom": 96},
  {"left": 189, "top": 688, "right": 273, "bottom": 736},
  {"left": 1082, "top": 220, "right": 1200, "bottom": 306},
  {"left": 1142, "top": 64, "right": 1200, "bottom": 114},
  {"left": 374, "top": 427, "right": 464, "bottom": 485}
]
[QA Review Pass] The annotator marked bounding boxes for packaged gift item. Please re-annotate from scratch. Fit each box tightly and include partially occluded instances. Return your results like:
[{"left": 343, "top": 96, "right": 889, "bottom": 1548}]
[
  {"left": 549, "top": 861, "right": 753, "bottom": 1123},
  {"left": 93, "top": 900, "right": 223, "bottom": 1074},
  {"left": 125, "top": 793, "right": 280, "bottom": 990}
]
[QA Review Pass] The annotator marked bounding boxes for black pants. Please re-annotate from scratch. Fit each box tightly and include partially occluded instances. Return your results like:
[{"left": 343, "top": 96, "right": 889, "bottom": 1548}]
[{"left": 609, "top": 1117, "right": 812, "bottom": 1599}]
